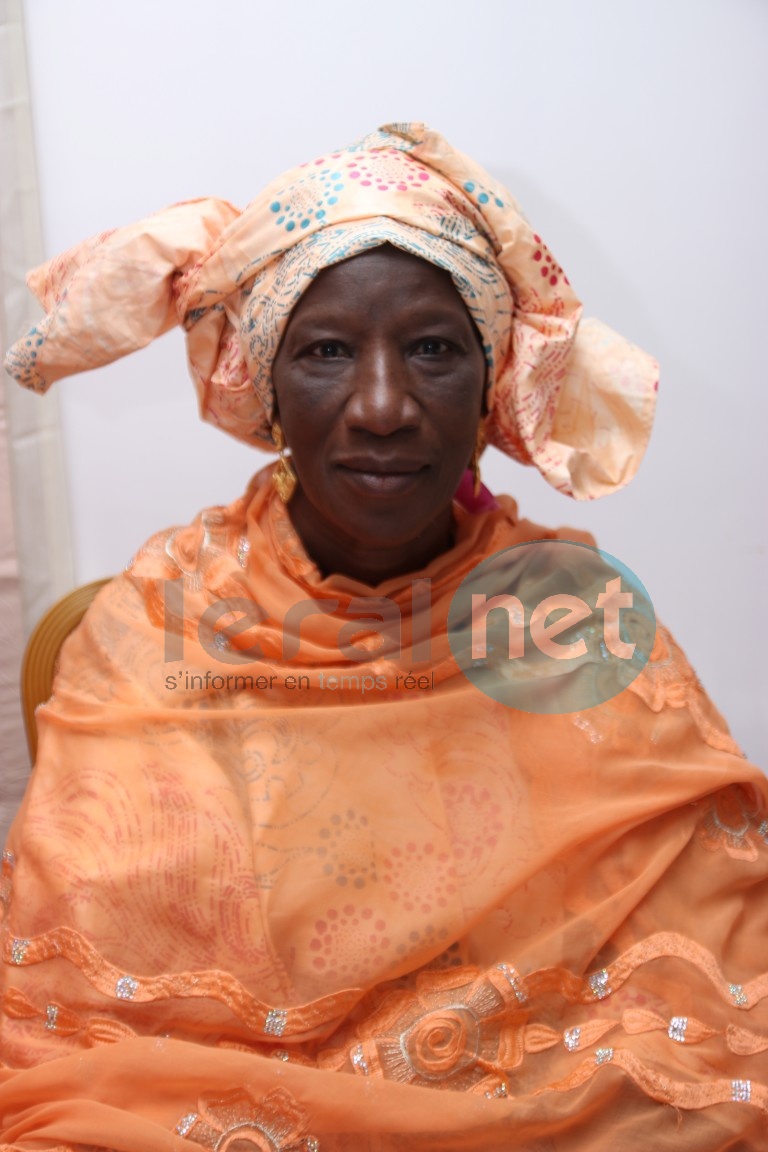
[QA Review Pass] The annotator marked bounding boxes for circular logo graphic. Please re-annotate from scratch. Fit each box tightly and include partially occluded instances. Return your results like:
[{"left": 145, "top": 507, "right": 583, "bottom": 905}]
[{"left": 447, "top": 540, "right": 655, "bottom": 714}]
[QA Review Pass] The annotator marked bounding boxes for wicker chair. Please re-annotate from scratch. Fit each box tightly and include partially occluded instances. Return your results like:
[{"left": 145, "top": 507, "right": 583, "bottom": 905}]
[{"left": 20, "top": 578, "right": 111, "bottom": 763}]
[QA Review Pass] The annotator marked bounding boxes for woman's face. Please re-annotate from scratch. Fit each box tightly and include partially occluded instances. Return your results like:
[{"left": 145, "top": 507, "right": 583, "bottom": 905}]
[{"left": 271, "top": 246, "right": 487, "bottom": 585}]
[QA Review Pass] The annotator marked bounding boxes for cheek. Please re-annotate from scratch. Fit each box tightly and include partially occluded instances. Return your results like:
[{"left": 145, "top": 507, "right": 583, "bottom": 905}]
[
  {"left": 285, "top": 383, "right": 341, "bottom": 419},
  {"left": 273, "top": 383, "right": 337, "bottom": 451},
  {"left": 441, "top": 379, "right": 485, "bottom": 436}
]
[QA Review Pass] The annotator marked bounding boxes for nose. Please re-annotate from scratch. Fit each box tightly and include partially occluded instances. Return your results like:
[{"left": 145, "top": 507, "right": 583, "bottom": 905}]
[{"left": 343, "top": 341, "right": 420, "bottom": 436}]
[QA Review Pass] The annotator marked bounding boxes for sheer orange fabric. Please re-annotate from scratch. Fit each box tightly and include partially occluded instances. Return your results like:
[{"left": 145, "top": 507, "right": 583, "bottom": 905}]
[{"left": 1, "top": 467, "right": 767, "bottom": 1150}]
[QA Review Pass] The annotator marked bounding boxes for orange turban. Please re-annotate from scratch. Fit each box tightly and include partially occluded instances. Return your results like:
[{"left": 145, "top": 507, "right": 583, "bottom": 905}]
[{"left": 5, "top": 123, "right": 657, "bottom": 499}]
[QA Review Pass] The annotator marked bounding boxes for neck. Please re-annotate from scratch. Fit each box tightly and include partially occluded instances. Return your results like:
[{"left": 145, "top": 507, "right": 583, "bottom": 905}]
[{"left": 286, "top": 492, "right": 456, "bottom": 586}]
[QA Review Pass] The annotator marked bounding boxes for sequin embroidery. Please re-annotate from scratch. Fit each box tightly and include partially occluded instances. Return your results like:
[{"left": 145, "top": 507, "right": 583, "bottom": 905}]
[
  {"left": 497, "top": 962, "right": 528, "bottom": 1003},
  {"left": 264, "top": 1007, "right": 288, "bottom": 1037},
  {"left": 729, "top": 983, "right": 748, "bottom": 1008},
  {"left": 176, "top": 1113, "right": 199, "bottom": 1138},
  {"left": 668, "top": 1016, "right": 688, "bottom": 1043},
  {"left": 595, "top": 1047, "right": 614, "bottom": 1065},
  {"left": 45, "top": 1004, "right": 59, "bottom": 1031},
  {"left": 351, "top": 1044, "right": 370, "bottom": 1076},
  {"left": 10, "top": 938, "right": 29, "bottom": 965},
  {"left": 732, "top": 1080, "right": 752, "bottom": 1103},
  {"left": 115, "top": 975, "right": 139, "bottom": 1000},
  {"left": 589, "top": 969, "right": 611, "bottom": 1000},
  {"left": 564, "top": 1026, "right": 581, "bottom": 1052}
]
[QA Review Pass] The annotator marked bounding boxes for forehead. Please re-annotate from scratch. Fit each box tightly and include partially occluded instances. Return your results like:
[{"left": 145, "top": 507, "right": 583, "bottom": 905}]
[{"left": 284, "top": 245, "right": 476, "bottom": 327}]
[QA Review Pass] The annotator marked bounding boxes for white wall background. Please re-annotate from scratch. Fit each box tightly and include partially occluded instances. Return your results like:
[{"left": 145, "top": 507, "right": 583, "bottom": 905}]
[{"left": 19, "top": 0, "right": 768, "bottom": 764}]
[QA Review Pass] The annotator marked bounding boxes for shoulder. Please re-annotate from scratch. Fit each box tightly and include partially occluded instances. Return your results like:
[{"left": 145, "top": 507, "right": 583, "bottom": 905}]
[
  {"left": 127, "top": 468, "right": 269, "bottom": 583},
  {"left": 43, "top": 471, "right": 271, "bottom": 706}
]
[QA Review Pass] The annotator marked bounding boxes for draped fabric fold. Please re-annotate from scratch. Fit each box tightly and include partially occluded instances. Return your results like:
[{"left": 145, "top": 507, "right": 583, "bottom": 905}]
[
  {"left": 1, "top": 468, "right": 766, "bottom": 1149},
  {"left": 4, "top": 124, "right": 658, "bottom": 499}
]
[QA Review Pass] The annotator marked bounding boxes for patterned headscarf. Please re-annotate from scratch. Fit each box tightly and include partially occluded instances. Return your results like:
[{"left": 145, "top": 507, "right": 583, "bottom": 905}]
[{"left": 5, "top": 123, "right": 657, "bottom": 499}]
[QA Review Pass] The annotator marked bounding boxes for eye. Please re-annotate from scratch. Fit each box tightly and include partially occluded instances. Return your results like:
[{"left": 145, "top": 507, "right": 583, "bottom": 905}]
[
  {"left": 414, "top": 337, "right": 452, "bottom": 356},
  {"left": 309, "top": 340, "right": 348, "bottom": 359}
]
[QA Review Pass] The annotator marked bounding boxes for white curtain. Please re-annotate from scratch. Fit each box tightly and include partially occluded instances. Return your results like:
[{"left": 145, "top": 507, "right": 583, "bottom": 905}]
[{"left": 0, "top": 0, "right": 72, "bottom": 843}]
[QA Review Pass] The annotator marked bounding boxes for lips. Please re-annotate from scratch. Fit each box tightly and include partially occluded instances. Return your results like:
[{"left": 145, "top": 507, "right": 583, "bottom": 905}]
[
  {"left": 336, "top": 459, "right": 429, "bottom": 496},
  {"left": 335, "top": 454, "right": 429, "bottom": 473}
]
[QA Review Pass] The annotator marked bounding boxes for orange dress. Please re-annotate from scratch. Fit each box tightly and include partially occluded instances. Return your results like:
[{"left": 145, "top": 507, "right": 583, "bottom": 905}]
[{"left": 1, "top": 467, "right": 766, "bottom": 1151}]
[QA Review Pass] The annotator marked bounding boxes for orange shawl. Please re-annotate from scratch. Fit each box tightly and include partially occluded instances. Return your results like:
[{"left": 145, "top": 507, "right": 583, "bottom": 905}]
[{"left": 2, "top": 468, "right": 767, "bottom": 1150}]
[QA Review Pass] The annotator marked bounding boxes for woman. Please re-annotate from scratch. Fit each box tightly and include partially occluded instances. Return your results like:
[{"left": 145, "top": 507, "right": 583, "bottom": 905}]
[{"left": 2, "top": 124, "right": 766, "bottom": 1150}]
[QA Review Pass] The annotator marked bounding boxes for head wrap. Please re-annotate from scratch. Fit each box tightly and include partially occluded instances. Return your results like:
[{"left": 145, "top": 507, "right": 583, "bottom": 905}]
[{"left": 5, "top": 123, "right": 657, "bottom": 499}]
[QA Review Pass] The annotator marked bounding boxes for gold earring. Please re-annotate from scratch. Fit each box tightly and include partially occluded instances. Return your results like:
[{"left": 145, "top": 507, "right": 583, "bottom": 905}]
[
  {"left": 470, "top": 424, "right": 486, "bottom": 498},
  {"left": 271, "top": 420, "right": 297, "bottom": 504}
]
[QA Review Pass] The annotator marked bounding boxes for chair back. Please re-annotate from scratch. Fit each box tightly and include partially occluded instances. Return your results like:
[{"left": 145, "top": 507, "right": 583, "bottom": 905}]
[{"left": 21, "top": 578, "right": 111, "bottom": 763}]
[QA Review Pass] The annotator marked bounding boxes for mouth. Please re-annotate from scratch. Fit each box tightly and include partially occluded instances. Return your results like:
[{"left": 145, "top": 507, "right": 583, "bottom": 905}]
[{"left": 336, "top": 461, "right": 429, "bottom": 495}]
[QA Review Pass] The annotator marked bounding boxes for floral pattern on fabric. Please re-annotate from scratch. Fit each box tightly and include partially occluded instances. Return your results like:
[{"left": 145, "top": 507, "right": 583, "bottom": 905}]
[
  {"left": 696, "top": 785, "right": 767, "bottom": 862},
  {"left": 319, "top": 966, "right": 524, "bottom": 1094},
  {"left": 2, "top": 477, "right": 767, "bottom": 1149},
  {"left": 175, "top": 1087, "right": 318, "bottom": 1151},
  {"left": 4, "top": 124, "right": 657, "bottom": 500},
  {"left": 628, "top": 624, "right": 745, "bottom": 755}
]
